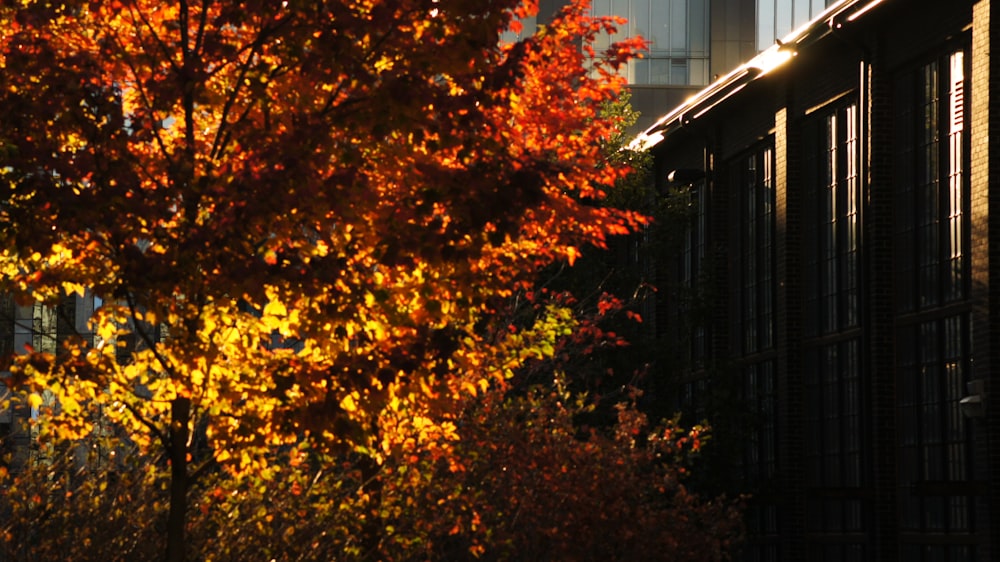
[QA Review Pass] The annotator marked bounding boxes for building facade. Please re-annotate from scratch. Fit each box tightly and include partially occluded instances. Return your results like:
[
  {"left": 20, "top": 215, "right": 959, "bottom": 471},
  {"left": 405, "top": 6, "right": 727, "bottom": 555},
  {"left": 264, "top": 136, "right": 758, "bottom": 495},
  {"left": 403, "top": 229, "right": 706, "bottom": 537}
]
[
  {"left": 517, "top": 1, "right": 840, "bottom": 132},
  {"left": 0, "top": 294, "right": 99, "bottom": 470},
  {"left": 635, "top": 0, "right": 1000, "bottom": 560}
]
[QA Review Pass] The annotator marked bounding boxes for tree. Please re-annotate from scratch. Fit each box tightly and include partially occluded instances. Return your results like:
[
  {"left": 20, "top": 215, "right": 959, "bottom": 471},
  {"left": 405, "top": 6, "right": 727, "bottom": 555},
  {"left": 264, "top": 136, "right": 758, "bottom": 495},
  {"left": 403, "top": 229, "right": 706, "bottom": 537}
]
[
  {"left": 0, "top": 385, "right": 744, "bottom": 562},
  {"left": 0, "top": 0, "right": 646, "bottom": 559}
]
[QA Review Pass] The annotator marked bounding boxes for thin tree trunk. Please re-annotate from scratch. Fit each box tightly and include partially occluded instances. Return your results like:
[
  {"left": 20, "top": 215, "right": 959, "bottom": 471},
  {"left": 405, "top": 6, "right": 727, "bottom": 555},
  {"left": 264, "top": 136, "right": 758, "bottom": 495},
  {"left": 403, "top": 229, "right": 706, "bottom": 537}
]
[{"left": 165, "top": 396, "right": 191, "bottom": 562}]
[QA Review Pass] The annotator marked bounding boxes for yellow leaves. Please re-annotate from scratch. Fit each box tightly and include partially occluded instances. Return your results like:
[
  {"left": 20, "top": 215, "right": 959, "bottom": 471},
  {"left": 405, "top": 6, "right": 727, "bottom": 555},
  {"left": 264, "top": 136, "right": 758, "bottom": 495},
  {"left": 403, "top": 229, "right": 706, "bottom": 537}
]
[
  {"left": 565, "top": 246, "right": 581, "bottom": 266},
  {"left": 27, "top": 392, "right": 43, "bottom": 410},
  {"left": 60, "top": 131, "right": 86, "bottom": 153},
  {"left": 58, "top": 393, "right": 81, "bottom": 416},
  {"left": 61, "top": 281, "right": 86, "bottom": 298},
  {"left": 340, "top": 392, "right": 359, "bottom": 414},
  {"left": 374, "top": 56, "right": 395, "bottom": 73},
  {"left": 363, "top": 319, "right": 387, "bottom": 341},
  {"left": 263, "top": 298, "right": 286, "bottom": 318},
  {"left": 190, "top": 368, "right": 206, "bottom": 388}
]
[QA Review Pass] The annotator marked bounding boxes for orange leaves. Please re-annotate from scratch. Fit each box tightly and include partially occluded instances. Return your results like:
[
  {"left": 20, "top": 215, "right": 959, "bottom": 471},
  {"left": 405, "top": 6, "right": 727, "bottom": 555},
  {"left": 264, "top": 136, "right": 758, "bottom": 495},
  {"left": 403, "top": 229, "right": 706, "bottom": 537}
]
[{"left": 0, "top": 2, "right": 651, "bottom": 550}]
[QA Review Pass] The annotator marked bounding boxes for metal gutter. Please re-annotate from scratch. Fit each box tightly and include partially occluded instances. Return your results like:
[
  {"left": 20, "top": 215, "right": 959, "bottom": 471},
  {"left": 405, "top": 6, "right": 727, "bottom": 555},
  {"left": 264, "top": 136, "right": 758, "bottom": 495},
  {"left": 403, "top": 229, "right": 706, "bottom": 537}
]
[{"left": 628, "top": 0, "right": 887, "bottom": 152}]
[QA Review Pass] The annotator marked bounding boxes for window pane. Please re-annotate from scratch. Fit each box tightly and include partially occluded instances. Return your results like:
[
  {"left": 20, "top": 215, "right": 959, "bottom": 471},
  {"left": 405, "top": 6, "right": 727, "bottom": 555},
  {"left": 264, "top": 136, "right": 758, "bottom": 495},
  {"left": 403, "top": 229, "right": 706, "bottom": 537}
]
[
  {"left": 648, "top": 0, "right": 669, "bottom": 52},
  {"left": 758, "top": 0, "right": 776, "bottom": 51},
  {"left": 689, "top": 0, "right": 708, "bottom": 55},
  {"left": 794, "top": 0, "right": 811, "bottom": 28},
  {"left": 774, "top": 0, "right": 794, "bottom": 42},
  {"left": 670, "top": 0, "right": 688, "bottom": 51}
]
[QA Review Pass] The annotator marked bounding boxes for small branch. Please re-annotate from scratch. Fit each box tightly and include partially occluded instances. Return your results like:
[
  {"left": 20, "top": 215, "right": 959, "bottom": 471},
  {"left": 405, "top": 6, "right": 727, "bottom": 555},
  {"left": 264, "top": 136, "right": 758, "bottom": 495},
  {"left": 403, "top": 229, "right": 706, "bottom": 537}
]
[
  {"left": 127, "top": 4, "right": 182, "bottom": 75},
  {"left": 120, "top": 397, "right": 170, "bottom": 450},
  {"left": 209, "top": 16, "right": 291, "bottom": 161},
  {"left": 123, "top": 292, "right": 177, "bottom": 383},
  {"left": 188, "top": 453, "right": 217, "bottom": 484}
]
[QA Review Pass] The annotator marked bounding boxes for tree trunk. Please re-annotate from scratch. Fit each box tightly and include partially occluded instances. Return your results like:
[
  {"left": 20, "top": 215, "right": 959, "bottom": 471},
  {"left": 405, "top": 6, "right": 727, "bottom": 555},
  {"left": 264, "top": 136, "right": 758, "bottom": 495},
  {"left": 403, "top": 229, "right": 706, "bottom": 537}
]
[{"left": 165, "top": 396, "right": 191, "bottom": 562}]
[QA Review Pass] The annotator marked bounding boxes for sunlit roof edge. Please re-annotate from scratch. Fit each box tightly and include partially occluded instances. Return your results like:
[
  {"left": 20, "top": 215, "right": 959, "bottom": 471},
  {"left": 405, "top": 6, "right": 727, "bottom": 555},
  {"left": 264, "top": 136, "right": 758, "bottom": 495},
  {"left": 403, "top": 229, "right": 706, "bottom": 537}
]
[{"left": 628, "top": 0, "right": 887, "bottom": 152}]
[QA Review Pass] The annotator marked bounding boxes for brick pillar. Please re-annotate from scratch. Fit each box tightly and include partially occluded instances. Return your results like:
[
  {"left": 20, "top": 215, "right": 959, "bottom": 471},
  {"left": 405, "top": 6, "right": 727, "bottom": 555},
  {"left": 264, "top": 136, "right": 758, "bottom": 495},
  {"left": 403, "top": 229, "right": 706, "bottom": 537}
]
[
  {"left": 970, "top": 1, "right": 1000, "bottom": 559},
  {"left": 865, "top": 38, "right": 900, "bottom": 562},
  {"left": 774, "top": 104, "right": 806, "bottom": 561}
]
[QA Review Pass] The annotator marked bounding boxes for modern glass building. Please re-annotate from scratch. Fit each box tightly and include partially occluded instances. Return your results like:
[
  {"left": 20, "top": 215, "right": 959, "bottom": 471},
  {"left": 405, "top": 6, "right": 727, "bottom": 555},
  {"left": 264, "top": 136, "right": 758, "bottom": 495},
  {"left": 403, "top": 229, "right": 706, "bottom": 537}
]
[
  {"left": 587, "top": 0, "right": 839, "bottom": 130},
  {"left": 590, "top": 0, "right": 712, "bottom": 86},
  {"left": 756, "top": 0, "right": 839, "bottom": 51}
]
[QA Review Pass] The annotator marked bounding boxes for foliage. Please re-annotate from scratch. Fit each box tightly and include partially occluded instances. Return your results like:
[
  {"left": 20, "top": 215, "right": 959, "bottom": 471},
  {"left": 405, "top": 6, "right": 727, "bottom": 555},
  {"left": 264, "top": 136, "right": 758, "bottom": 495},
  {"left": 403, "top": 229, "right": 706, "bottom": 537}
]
[
  {"left": 0, "top": 0, "right": 648, "bottom": 558},
  {"left": 529, "top": 91, "right": 699, "bottom": 427},
  {"left": 431, "top": 384, "right": 744, "bottom": 561},
  {"left": 0, "top": 0, "right": 746, "bottom": 558},
  {"left": 0, "top": 384, "right": 742, "bottom": 562}
]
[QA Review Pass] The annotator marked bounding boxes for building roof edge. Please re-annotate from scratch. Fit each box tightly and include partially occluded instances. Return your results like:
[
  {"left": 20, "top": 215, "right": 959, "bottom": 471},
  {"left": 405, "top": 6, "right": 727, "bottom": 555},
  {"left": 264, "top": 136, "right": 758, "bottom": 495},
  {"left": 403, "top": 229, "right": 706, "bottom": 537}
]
[{"left": 628, "top": 0, "right": 887, "bottom": 152}]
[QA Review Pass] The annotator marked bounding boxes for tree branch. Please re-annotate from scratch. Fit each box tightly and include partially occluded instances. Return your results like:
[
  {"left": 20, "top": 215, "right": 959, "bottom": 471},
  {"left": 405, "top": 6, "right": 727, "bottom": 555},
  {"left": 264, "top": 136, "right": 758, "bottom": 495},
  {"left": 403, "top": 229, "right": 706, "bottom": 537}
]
[{"left": 120, "top": 397, "right": 170, "bottom": 451}]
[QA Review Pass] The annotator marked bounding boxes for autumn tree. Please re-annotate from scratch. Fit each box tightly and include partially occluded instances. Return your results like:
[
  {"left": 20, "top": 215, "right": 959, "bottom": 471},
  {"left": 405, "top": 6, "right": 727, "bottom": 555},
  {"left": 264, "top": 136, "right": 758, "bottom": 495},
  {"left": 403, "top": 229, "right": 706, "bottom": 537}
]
[
  {"left": 0, "top": 383, "right": 744, "bottom": 561},
  {"left": 0, "top": 0, "right": 648, "bottom": 559}
]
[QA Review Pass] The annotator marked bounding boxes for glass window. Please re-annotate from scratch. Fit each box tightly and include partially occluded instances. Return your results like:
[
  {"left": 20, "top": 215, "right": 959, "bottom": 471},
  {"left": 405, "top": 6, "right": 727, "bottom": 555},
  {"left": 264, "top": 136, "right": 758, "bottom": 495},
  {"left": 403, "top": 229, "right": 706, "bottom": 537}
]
[
  {"left": 895, "top": 49, "right": 968, "bottom": 313},
  {"left": 794, "top": 0, "right": 812, "bottom": 28},
  {"left": 591, "top": 0, "right": 710, "bottom": 86},
  {"left": 500, "top": 14, "right": 537, "bottom": 44},
  {"left": 740, "top": 360, "right": 777, "bottom": 482},
  {"left": 757, "top": 0, "right": 839, "bottom": 51},
  {"left": 679, "top": 182, "right": 707, "bottom": 363},
  {"left": 734, "top": 146, "right": 775, "bottom": 355},
  {"left": 739, "top": 360, "right": 779, "bottom": 561},
  {"left": 0, "top": 293, "right": 12, "bottom": 364},
  {"left": 897, "top": 315, "right": 972, "bottom": 534},
  {"left": 757, "top": 0, "right": 776, "bottom": 52},
  {"left": 803, "top": 103, "right": 860, "bottom": 337},
  {"left": 773, "top": 0, "right": 793, "bottom": 46},
  {"left": 670, "top": 0, "right": 688, "bottom": 52},
  {"left": 804, "top": 340, "right": 865, "bottom": 534}
]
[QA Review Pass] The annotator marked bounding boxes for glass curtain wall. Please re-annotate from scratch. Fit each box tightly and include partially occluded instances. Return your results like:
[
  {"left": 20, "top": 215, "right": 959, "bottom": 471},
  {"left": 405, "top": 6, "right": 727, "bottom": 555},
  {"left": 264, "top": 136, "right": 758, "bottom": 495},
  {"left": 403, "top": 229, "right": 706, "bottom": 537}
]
[
  {"left": 757, "top": 0, "right": 838, "bottom": 51},
  {"left": 591, "top": 0, "right": 711, "bottom": 85}
]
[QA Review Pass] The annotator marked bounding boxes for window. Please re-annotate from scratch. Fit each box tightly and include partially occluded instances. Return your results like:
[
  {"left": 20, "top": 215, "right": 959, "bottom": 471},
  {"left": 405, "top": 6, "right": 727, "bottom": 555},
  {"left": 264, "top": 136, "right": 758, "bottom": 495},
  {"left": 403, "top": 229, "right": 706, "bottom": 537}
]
[
  {"left": 0, "top": 293, "right": 12, "bottom": 365},
  {"left": 591, "top": 0, "right": 711, "bottom": 85},
  {"left": 801, "top": 101, "right": 868, "bottom": 544},
  {"left": 679, "top": 182, "right": 707, "bottom": 363},
  {"left": 804, "top": 103, "right": 860, "bottom": 336},
  {"left": 734, "top": 146, "right": 775, "bottom": 355},
  {"left": 756, "top": 0, "right": 839, "bottom": 51},
  {"left": 895, "top": 50, "right": 968, "bottom": 312},
  {"left": 732, "top": 144, "right": 778, "bottom": 562},
  {"left": 739, "top": 360, "right": 779, "bottom": 562},
  {"left": 740, "top": 361, "right": 777, "bottom": 482},
  {"left": 500, "top": 14, "right": 536, "bottom": 44},
  {"left": 802, "top": 102, "right": 865, "bottom": 544},
  {"left": 804, "top": 341, "right": 865, "bottom": 533},
  {"left": 897, "top": 316, "right": 972, "bottom": 535},
  {"left": 894, "top": 46, "right": 973, "bottom": 556},
  {"left": 31, "top": 296, "right": 77, "bottom": 356}
]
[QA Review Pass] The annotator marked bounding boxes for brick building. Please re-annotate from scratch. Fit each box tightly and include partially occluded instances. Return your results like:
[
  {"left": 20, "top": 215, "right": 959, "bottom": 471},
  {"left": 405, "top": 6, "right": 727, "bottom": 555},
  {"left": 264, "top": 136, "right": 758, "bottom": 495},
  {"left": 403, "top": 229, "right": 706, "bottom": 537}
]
[{"left": 633, "top": 0, "right": 1000, "bottom": 560}]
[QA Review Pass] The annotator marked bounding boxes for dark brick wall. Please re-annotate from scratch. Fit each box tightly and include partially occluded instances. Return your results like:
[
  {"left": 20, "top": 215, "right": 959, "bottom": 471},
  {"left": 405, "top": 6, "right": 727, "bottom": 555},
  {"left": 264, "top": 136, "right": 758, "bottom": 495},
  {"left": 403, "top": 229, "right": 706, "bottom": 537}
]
[
  {"left": 866, "top": 31, "right": 900, "bottom": 562},
  {"left": 970, "top": 2, "right": 1000, "bottom": 561},
  {"left": 774, "top": 102, "right": 807, "bottom": 561}
]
